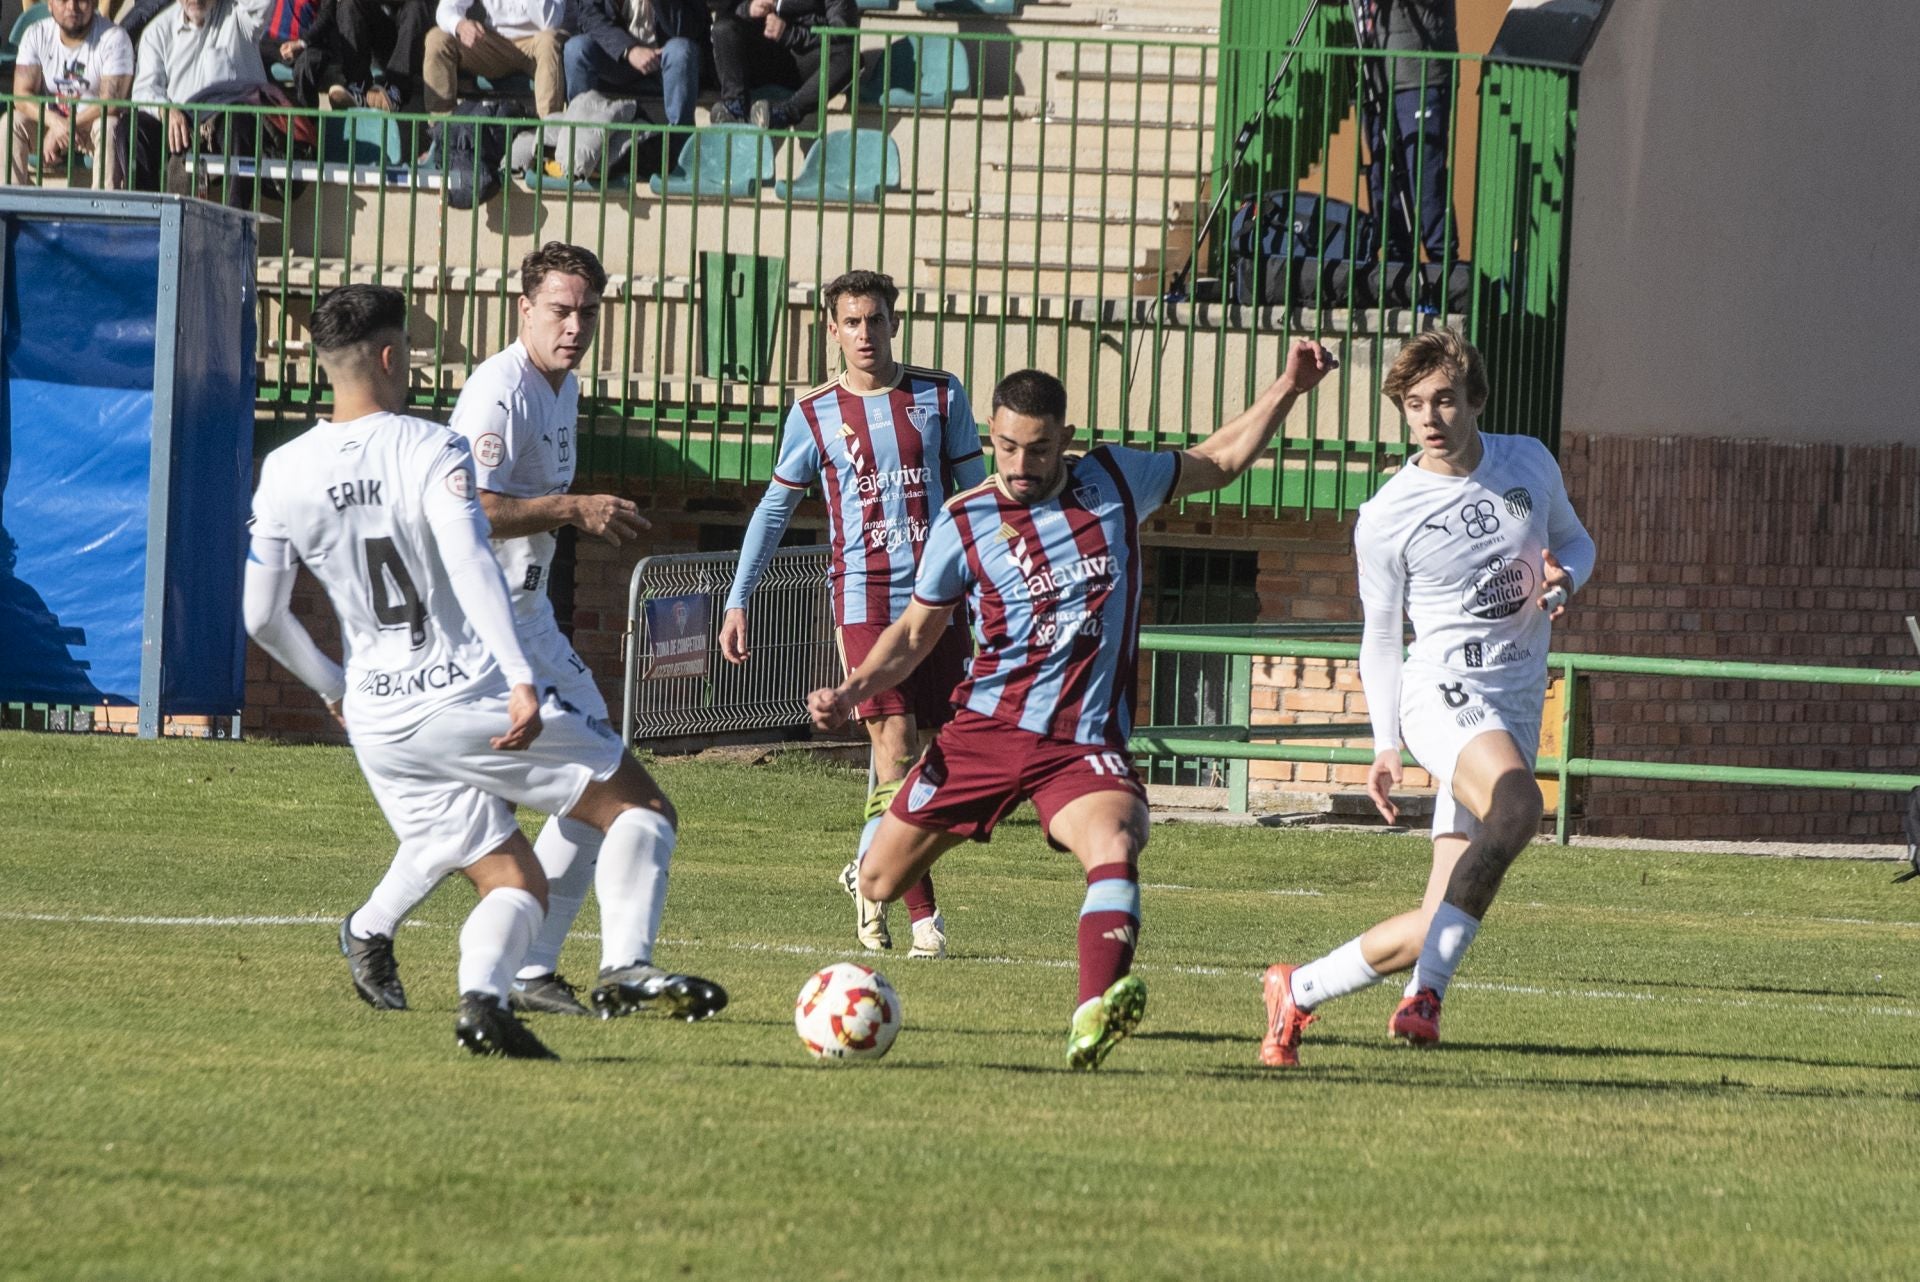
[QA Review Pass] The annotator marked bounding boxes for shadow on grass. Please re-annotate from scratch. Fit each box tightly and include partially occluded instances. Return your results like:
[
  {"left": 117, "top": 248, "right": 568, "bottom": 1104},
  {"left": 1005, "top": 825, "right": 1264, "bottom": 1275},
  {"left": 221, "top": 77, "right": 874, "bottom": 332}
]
[
  {"left": 1563, "top": 975, "right": 1910, "bottom": 1001},
  {"left": 1192, "top": 1061, "right": 1920, "bottom": 1103},
  {"left": 1292, "top": 1031, "right": 1920, "bottom": 1074}
]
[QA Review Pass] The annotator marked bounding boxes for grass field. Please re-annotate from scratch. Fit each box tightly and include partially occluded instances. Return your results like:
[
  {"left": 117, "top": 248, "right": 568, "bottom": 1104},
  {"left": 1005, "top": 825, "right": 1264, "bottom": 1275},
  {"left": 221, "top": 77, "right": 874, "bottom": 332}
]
[{"left": 4, "top": 732, "right": 1918, "bottom": 1281}]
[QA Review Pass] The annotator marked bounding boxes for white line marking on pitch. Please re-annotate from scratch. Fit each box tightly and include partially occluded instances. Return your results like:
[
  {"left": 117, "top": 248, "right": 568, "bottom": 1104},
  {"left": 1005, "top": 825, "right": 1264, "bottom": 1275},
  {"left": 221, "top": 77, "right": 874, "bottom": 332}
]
[{"left": 9, "top": 910, "right": 1916, "bottom": 1021}]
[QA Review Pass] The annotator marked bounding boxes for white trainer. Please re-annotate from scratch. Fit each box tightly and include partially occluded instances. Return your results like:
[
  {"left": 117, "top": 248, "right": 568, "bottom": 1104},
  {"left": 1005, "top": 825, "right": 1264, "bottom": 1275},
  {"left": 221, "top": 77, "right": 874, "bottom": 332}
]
[
  {"left": 909, "top": 911, "right": 947, "bottom": 959},
  {"left": 844, "top": 860, "right": 891, "bottom": 951}
]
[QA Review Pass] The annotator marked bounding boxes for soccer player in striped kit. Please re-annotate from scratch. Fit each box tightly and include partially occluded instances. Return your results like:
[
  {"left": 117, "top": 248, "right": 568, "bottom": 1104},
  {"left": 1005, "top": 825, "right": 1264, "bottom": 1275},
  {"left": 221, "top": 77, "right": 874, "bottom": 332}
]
[
  {"left": 809, "top": 343, "right": 1337, "bottom": 1069},
  {"left": 1258, "top": 329, "right": 1595, "bottom": 1066},
  {"left": 722, "top": 271, "right": 986, "bottom": 958}
]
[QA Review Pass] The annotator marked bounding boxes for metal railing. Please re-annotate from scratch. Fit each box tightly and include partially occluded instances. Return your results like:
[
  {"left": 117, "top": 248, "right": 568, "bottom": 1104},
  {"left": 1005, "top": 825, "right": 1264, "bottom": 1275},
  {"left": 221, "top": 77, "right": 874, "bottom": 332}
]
[
  {"left": 1128, "top": 632, "right": 1920, "bottom": 842},
  {"left": 621, "top": 544, "right": 837, "bottom": 743},
  {"left": 1, "top": 19, "right": 1578, "bottom": 519}
]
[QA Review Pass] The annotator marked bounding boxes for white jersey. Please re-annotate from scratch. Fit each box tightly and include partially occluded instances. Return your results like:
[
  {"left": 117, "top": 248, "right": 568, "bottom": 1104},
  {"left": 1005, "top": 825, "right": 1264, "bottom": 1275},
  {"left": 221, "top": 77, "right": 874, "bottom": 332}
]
[
  {"left": 1354, "top": 432, "right": 1590, "bottom": 698},
  {"left": 450, "top": 341, "right": 579, "bottom": 629},
  {"left": 251, "top": 414, "right": 507, "bottom": 742}
]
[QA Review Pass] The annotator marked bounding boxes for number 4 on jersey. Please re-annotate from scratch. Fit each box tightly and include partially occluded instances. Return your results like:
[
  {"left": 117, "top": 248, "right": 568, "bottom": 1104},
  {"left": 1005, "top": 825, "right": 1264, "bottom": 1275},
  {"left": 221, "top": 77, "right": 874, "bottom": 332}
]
[{"left": 364, "top": 536, "right": 428, "bottom": 649}]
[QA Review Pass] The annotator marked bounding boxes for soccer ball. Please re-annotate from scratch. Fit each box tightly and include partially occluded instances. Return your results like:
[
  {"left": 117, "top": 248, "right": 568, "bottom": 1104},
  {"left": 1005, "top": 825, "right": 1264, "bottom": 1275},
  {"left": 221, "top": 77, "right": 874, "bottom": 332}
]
[{"left": 794, "top": 962, "right": 902, "bottom": 1062}]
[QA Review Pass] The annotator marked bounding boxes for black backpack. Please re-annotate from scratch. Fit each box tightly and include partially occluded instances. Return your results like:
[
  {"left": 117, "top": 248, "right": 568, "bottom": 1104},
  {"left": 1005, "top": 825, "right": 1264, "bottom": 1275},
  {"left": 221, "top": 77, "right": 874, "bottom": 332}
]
[
  {"left": 430, "top": 99, "right": 517, "bottom": 210},
  {"left": 1226, "top": 191, "right": 1376, "bottom": 306}
]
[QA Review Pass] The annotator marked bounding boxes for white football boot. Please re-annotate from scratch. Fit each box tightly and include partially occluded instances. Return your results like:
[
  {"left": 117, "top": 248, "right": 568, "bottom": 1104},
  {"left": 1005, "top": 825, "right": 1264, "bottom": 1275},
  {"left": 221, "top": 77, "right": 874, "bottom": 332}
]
[{"left": 909, "top": 911, "right": 947, "bottom": 959}]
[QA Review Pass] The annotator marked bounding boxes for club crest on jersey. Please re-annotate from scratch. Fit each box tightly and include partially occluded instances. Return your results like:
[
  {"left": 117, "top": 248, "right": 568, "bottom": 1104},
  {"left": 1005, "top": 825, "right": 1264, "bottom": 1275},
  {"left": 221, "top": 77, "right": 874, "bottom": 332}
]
[
  {"left": 1072, "top": 484, "right": 1101, "bottom": 510},
  {"left": 904, "top": 406, "right": 933, "bottom": 434},
  {"left": 907, "top": 777, "right": 939, "bottom": 812},
  {"left": 1504, "top": 487, "right": 1533, "bottom": 519}
]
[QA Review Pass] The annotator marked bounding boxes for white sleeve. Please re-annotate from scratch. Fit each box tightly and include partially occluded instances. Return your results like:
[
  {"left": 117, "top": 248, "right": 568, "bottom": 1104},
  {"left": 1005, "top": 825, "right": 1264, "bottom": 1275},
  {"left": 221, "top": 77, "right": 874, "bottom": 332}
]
[
  {"left": 242, "top": 535, "right": 347, "bottom": 703},
  {"left": 1353, "top": 511, "right": 1407, "bottom": 751},
  {"left": 1546, "top": 464, "right": 1596, "bottom": 594},
  {"left": 235, "top": 0, "right": 271, "bottom": 42},
  {"left": 421, "top": 444, "right": 537, "bottom": 688}
]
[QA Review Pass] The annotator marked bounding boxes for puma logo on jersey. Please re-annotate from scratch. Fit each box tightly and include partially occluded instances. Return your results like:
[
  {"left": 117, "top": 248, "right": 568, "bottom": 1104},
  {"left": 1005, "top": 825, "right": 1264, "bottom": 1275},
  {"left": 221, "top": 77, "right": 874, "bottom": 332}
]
[{"left": 327, "top": 479, "right": 384, "bottom": 511}]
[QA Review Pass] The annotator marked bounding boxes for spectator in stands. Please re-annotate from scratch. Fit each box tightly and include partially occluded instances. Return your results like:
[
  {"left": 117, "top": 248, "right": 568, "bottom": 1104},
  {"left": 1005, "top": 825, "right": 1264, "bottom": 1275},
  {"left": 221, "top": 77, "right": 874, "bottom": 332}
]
[
  {"left": 8, "top": 0, "right": 135, "bottom": 189},
  {"left": 130, "top": 0, "right": 272, "bottom": 190},
  {"left": 423, "top": 0, "right": 568, "bottom": 118},
  {"left": 121, "top": 0, "right": 433, "bottom": 108},
  {"left": 707, "top": 0, "right": 857, "bottom": 131},
  {"left": 562, "top": 0, "right": 706, "bottom": 131},
  {"left": 1355, "top": 0, "right": 1461, "bottom": 266}
]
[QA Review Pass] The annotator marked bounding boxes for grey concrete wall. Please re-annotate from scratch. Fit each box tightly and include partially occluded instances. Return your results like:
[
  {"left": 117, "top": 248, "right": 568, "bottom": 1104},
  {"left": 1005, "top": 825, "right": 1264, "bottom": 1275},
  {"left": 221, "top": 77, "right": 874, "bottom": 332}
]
[{"left": 1562, "top": 1, "right": 1919, "bottom": 444}]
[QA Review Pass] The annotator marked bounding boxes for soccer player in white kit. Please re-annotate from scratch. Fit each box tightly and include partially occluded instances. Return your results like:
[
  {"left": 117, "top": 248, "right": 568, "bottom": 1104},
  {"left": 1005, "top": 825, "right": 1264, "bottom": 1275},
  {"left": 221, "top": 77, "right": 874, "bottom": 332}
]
[
  {"left": 338, "top": 244, "right": 724, "bottom": 1024},
  {"left": 246, "top": 284, "right": 688, "bottom": 1058},
  {"left": 1258, "top": 330, "right": 1596, "bottom": 1066}
]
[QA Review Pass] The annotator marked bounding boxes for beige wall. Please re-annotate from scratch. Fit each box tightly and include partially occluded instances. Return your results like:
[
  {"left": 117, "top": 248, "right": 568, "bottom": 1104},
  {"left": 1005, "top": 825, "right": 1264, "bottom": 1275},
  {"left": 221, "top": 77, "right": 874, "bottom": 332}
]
[{"left": 1562, "top": 0, "right": 1920, "bottom": 444}]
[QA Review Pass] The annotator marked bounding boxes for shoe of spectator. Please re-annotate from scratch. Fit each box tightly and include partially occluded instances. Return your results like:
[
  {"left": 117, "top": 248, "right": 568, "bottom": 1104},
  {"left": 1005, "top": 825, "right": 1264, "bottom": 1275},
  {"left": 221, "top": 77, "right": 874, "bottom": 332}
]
[
  {"left": 766, "top": 104, "right": 798, "bottom": 131},
  {"left": 709, "top": 97, "right": 750, "bottom": 125},
  {"left": 749, "top": 100, "right": 773, "bottom": 130}
]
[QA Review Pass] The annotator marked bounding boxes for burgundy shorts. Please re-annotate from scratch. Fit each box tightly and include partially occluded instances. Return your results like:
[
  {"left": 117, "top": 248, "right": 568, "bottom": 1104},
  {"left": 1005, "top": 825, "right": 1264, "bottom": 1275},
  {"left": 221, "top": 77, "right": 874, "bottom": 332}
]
[
  {"left": 839, "top": 621, "right": 969, "bottom": 727},
  {"left": 888, "top": 709, "right": 1147, "bottom": 851}
]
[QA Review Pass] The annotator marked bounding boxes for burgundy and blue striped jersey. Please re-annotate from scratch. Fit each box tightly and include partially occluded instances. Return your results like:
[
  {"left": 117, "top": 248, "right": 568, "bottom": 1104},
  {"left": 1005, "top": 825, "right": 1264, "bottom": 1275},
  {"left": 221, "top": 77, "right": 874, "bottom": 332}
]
[
  {"left": 771, "top": 366, "right": 983, "bottom": 626},
  {"left": 912, "top": 446, "right": 1181, "bottom": 747}
]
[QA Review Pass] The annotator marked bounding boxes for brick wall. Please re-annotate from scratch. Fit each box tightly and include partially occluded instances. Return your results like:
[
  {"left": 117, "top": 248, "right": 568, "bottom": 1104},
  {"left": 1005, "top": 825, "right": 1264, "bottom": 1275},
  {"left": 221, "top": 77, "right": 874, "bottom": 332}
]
[{"left": 244, "top": 432, "right": 1920, "bottom": 842}]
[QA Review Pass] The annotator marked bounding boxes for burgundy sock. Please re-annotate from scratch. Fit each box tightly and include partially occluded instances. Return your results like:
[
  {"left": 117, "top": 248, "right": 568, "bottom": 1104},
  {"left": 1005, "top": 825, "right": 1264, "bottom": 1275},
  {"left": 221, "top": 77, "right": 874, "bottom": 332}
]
[
  {"left": 1076, "top": 861, "right": 1140, "bottom": 1003},
  {"left": 903, "top": 873, "right": 938, "bottom": 923}
]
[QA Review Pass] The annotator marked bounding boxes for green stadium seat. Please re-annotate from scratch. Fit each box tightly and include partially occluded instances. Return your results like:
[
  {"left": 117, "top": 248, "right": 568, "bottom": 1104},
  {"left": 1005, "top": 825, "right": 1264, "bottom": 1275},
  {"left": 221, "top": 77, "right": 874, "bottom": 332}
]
[
  {"left": 2, "top": 5, "right": 48, "bottom": 76},
  {"left": 649, "top": 124, "right": 776, "bottom": 197},
  {"left": 320, "top": 112, "right": 408, "bottom": 167},
  {"left": 856, "top": 0, "right": 897, "bottom": 9},
  {"left": 270, "top": 62, "right": 294, "bottom": 86},
  {"left": 916, "top": 0, "right": 1019, "bottom": 16},
  {"left": 773, "top": 128, "right": 901, "bottom": 203},
  {"left": 859, "top": 34, "right": 970, "bottom": 110}
]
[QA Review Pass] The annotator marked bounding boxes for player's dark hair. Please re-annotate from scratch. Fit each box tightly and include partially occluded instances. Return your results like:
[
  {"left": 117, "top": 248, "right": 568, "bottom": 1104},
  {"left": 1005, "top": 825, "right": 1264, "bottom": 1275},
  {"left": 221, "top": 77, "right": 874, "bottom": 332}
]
[
  {"left": 991, "top": 369, "right": 1068, "bottom": 422},
  {"left": 822, "top": 270, "right": 898, "bottom": 321},
  {"left": 521, "top": 241, "right": 608, "bottom": 299},
  {"left": 1382, "top": 328, "right": 1490, "bottom": 410},
  {"left": 309, "top": 284, "right": 408, "bottom": 352}
]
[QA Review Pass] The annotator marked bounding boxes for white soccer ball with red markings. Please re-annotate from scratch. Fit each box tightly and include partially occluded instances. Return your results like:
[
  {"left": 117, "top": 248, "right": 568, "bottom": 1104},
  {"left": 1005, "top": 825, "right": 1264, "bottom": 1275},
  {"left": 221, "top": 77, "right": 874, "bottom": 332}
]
[{"left": 794, "top": 962, "right": 902, "bottom": 1062}]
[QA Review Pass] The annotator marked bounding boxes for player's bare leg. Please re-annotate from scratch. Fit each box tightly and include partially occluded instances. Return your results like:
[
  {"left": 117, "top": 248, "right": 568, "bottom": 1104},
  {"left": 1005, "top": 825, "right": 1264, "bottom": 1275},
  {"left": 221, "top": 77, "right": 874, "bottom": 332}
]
[
  {"left": 1048, "top": 791, "right": 1152, "bottom": 1070},
  {"left": 564, "top": 757, "right": 727, "bottom": 1021},
  {"left": 1392, "top": 731, "right": 1542, "bottom": 1044},
  {"left": 844, "top": 713, "right": 945, "bottom": 955},
  {"left": 857, "top": 812, "right": 968, "bottom": 907},
  {"left": 453, "top": 832, "right": 560, "bottom": 1059}
]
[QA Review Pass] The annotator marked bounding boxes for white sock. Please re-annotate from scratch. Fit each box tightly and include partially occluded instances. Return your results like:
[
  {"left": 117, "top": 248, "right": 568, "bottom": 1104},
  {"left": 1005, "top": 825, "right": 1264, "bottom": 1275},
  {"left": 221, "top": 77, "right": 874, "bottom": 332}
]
[
  {"left": 518, "top": 816, "right": 600, "bottom": 980},
  {"left": 596, "top": 809, "right": 677, "bottom": 972},
  {"left": 1289, "top": 936, "right": 1381, "bottom": 1012},
  {"left": 350, "top": 856, "right": 438, "bottom": 940},
  {"left": 456, "top": 886, "right": 544, "bottom": 1002},
  {"left": 1408, "top": 902, "right": 1481, "bottom": 999}
]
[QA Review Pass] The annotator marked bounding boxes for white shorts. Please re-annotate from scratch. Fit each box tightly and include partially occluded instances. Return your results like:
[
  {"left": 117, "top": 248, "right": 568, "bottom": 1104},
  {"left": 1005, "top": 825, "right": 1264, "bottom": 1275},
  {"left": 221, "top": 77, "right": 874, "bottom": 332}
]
[
  {"left": 1399, "top": 676, "right": 1543, "bottom": 840},
  {"left": 355, "top": 691, "right": 625, "bottom": 882},
  {"left": 523, "top": 620, "right": 610, "bottom": 724}
]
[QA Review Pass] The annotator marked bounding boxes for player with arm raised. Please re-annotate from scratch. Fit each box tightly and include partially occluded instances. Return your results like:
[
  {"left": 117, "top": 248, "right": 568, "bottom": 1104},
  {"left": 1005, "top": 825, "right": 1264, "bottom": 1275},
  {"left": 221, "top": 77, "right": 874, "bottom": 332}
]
[
  {"left": 245, "top": 285, "right": 709, "bottom": 1058},
  {"left": 338, "top": 244, "right": 724, "bottom": 1024},
  {"left": 720, "top": 270, "right": 986, "bottom": 959},
  {"left": 1258, "top": 329, "right": 1596, "bottom": 1067},
  {"left": 810, "top": 343, "right": 1337, "bottom": 1070}
]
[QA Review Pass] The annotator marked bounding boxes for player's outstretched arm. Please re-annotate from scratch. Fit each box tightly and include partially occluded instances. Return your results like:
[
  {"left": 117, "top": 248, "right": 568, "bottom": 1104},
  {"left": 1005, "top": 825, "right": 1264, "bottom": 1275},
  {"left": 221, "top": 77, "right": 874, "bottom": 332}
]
[
  {"left": 720, "top": 481, "right": 807, "bottom": 664},
  {"left": 1172, "top": 339, "right": 1338, "bottom": 501},
  {"left": 481, "top": 490, "right": 649, "bottom": 546},
  {"left": 808, "top": 600, "right": 957, "bottom": 730},
  {"left": 242, "top": 535, "right": 348, "bottom": 712}
]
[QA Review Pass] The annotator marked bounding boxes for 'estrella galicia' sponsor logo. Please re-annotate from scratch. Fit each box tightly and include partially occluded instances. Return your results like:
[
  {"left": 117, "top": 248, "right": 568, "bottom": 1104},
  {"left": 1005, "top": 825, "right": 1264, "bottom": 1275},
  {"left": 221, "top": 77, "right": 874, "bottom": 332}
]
[
  {"left": 1439, "top": 682, "right": 1468, "bottom": 709},
  {"left": 1461, "top": 555, "right": 1537, "bottom": 620},
  {"left": 1503, "top": 487, "right": 1533, "bottom": 520},
  {"left": 355, "top": 661, "right": 471, "bottom": 699},
  {"left": 1463, "top": 641, "right": 1484, "bottom": 669},
  {"left": 1456, "top": 706, "right": 1488, "bottom": 728}
]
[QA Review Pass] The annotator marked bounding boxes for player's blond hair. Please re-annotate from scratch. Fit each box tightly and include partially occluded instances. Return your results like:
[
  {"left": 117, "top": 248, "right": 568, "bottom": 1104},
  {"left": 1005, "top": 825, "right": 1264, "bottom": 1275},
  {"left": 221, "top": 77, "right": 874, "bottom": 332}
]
[{"left": 1382, "top": 329, "right": 1489, "bottom": 410}]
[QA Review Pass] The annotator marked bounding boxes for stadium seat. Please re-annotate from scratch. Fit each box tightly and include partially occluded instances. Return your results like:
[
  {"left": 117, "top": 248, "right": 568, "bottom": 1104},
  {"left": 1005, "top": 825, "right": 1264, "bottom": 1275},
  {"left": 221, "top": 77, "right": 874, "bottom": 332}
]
[
  {"left": 859, "top": 35, "right": 971, "bottom": 110},
  {"left": 649, "top": 125, "right": 776, "bottom": 197},
  {"left": 270, "top": 62, "right": 294, "bottom": 87},
  {"left": 2, "top": 4, "right": 48, "bottom": 77},
  {"left": 856, "top": 0, "right": 897, "bottom": 9},
  {"left": 320, "top": 112, "right": 409, "bottom": 168},
  {"left": 773, "top": 129, "right": 901, "bottom": 203},
  {"left": 916, "top": 0, "right": 1019, "bottom": 15}
]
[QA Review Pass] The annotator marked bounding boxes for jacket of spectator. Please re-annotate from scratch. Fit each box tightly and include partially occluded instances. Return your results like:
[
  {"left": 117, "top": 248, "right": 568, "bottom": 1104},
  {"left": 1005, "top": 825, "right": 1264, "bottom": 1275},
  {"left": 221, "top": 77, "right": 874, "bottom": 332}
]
[
  {"left": 260, "top": 0, "right": 321, "bottom": 43},
  {"left": 717, "top": 0, "right": 855, "bottom": 55},
  {"left": 133, "top": 0, "right": 273, "bottom": 114},
  {"left": 574, "top": 0, "right": 707, "bottom": 65},
  {"left": 434, "top": 0, "right": 566, "bottom": 42}
]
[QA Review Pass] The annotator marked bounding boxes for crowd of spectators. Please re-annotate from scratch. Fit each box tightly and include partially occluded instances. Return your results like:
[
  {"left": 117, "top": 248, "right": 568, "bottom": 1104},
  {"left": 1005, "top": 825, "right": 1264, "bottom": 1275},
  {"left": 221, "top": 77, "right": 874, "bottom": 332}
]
[{"left": 6, "top": 0, "right": 866, "bottom": 189}]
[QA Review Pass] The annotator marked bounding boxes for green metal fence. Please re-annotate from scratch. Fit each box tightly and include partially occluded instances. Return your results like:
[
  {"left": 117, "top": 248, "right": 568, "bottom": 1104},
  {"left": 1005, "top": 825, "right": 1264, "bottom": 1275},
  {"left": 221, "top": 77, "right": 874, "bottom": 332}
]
[
  {"left": 1, "top": 19, "right": 1579, "bottom": 518},
  {"left": 1128, "top": 631, "right": 1920, "bottom": 842}
]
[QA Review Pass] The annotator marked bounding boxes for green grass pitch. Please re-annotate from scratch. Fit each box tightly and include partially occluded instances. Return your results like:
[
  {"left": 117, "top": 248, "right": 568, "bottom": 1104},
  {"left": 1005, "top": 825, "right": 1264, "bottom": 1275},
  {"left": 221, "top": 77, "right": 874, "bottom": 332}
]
[{"left": 3, "top": 732, "right": 1917, "bottom": 1280}]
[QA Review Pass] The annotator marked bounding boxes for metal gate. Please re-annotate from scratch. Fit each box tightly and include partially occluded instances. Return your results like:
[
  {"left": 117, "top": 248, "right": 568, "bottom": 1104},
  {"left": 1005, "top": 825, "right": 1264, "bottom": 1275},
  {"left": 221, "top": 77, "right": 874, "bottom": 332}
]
[{"left": 621, "top": 545, "right": 839, "bottom": 743}]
